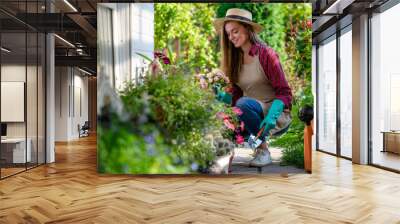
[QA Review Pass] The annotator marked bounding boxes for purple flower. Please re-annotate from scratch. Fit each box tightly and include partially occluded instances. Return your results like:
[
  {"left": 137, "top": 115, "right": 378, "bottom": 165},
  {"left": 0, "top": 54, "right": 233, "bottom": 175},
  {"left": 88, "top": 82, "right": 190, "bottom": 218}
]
[
  {"left": 191, "top": 162, "right": 199, "bottom": 171},
  {"left": 144, "top": 135, "right": 155, "bottom": 144},
  {"left": 146, "top": 145, "right": 156, "bottom": 156}
]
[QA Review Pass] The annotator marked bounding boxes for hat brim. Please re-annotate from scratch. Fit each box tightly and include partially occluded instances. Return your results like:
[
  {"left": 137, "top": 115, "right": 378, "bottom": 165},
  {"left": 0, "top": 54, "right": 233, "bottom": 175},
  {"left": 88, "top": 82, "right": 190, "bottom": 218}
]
[{"left": 213, "top": 18, "right": 263, "bottom": 34}]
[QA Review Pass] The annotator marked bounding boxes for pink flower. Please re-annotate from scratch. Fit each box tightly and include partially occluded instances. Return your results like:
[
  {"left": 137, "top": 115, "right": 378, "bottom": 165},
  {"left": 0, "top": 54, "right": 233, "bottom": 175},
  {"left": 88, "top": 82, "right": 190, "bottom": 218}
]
[
  {"left": 223, "top": 119, "right": 235, "bottom": 131},
  {"left": 306, "top": 20, "right": 312, "bottom": 29},
  {"left": 154, "top": 50, "right": 171, "bottom": 65},
  {"left": 216, "top": 112, "right": 229, "bottom": 120},
  {"left": 235, "top": 135, "right": 244, "bottom": 144},
  {"left": 232, "top": 107, "right": 243, "bottom": 116},
  {"left": 240, "top": 121, "right": 245, "bottom": 132}
]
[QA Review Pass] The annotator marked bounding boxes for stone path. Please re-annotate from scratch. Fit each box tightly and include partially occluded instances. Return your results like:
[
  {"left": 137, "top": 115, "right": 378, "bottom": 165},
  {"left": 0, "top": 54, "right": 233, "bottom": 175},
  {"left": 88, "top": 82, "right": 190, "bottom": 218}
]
[{"left": 230, "top": 147, "right": 305, "bottom": 174}]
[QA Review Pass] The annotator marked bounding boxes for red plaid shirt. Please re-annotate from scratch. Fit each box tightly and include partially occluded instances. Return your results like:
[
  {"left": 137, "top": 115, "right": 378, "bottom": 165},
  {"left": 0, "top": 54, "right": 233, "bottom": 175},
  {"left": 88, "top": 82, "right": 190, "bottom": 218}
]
[{"left": 230, "top": 43, "right": 292, "bottom": 109}]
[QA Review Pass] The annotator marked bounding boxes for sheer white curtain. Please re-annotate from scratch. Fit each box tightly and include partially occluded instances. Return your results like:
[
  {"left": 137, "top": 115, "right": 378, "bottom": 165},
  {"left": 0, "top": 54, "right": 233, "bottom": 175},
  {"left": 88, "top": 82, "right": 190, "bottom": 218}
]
[{"left": 97, "top": 4, "right": 115, "bottom": 88}]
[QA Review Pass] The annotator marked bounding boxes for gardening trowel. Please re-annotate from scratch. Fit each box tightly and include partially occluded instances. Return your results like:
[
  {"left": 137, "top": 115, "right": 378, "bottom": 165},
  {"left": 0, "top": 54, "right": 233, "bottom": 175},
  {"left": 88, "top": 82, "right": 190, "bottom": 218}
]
[{"left": 248, "top": 126, "right": 267, "bottom": 150}]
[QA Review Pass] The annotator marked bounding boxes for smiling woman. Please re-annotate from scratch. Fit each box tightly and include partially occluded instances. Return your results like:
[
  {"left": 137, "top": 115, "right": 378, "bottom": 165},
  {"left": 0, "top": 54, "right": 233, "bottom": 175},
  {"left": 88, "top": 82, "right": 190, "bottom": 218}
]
[{"left": 213, "top": 8, "right": 293, "bottom": 167}]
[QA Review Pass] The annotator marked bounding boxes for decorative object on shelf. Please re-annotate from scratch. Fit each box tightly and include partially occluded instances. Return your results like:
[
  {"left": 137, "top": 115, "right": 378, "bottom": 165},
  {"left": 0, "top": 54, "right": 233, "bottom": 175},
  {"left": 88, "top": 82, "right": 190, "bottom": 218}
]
[{"left": 381, "top": 131, "right": 400, "bottom": 154}]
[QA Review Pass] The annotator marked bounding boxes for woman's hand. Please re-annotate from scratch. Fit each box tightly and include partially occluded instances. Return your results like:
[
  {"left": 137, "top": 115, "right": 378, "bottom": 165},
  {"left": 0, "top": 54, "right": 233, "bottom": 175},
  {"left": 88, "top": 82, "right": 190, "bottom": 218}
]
[
  {"left": 259, "top": 99, "right": 285, "bottom": 136},
  {"left": 213, "top": 84, "right": 232, "bottom": 105}
]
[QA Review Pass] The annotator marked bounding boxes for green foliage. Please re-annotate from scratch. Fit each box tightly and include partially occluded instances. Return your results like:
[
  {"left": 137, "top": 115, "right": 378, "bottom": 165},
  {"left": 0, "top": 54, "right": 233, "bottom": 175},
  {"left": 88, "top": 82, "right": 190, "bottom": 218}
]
[
  {"left": 283, "top": 4, "right": 312, "bottom": 92},
  {"left": 135, "top": 52, "right": 152, "bottom": 63},
  {"left": 119, "top": 73, "right": 224, "bottom": 172},
  {"left": 155, "top": 3, "right": 219, "bottom": 74},
  {"left": 98, "top": 107, "right": 189, "bottom": 174},
  {"left": 280, "top": 144, "right": 304, "bottom": 169}
]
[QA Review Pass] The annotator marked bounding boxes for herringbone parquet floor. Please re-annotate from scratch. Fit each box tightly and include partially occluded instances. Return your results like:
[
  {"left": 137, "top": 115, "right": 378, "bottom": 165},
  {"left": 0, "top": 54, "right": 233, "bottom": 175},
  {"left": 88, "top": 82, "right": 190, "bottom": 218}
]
[{"left": 1, "top": 135, "right": 400, "bottom": 223}]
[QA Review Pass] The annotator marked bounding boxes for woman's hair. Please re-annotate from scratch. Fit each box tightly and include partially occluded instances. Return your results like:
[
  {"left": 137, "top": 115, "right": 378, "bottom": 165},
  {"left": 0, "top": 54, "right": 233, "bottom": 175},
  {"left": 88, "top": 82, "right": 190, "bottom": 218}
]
[{"left": 220, "top": 21, "right": 265, "bottom": 84}]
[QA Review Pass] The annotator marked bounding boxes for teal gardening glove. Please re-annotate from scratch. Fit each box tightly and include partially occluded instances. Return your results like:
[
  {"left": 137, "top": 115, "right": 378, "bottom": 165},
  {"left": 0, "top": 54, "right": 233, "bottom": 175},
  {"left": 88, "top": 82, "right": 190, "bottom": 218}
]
[
  {"left": 259, "top": 99, "right": 285, "bottom": 137},
  {"left": 212, "top": 84, "right": 232, "bottom": 105}
]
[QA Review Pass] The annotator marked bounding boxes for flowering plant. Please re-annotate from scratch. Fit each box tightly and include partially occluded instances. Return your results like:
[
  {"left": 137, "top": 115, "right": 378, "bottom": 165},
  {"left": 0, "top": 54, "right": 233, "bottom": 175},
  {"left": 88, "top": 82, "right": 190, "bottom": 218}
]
[
  {"left": 215, "top": 107, "right": 245, "bottom": 145},
  {"left": 195, "top": 68, "right": 245, "bottom": 146},
  {"left": 196, "top": 68, "right": 230, "bottom": 90},
  {"left": 136, "top": 48, "right": 173, "bottom": 77}
]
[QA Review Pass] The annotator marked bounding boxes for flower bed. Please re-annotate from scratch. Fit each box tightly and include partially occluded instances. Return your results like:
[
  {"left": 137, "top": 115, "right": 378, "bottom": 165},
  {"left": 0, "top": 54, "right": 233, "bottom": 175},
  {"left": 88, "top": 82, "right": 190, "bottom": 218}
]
[{"left": 98, "top": 62, "right": 241, "bottom": 174}]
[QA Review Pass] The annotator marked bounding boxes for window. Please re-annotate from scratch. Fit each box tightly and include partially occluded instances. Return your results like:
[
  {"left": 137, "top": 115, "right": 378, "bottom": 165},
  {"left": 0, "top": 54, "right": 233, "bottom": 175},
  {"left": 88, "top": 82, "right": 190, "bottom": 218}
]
[
  {"left": 317, "top": 35, "right": 337, "bottom": 154},
  {"left": 371, "top": 3, "right": 400, "bottom": 171},
  {"left": 339, "top": 27, "right": 352, "bottom": 158},
  {"left": 0, "top": 2, "right": 46, "bottom": 179}
]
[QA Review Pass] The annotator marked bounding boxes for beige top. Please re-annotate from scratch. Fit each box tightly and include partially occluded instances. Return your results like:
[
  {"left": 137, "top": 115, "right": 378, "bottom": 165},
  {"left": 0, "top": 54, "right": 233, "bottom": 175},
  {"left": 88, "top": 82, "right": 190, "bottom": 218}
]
[{"left": 237, "top": 56, "right": 275, "bottom": 116}]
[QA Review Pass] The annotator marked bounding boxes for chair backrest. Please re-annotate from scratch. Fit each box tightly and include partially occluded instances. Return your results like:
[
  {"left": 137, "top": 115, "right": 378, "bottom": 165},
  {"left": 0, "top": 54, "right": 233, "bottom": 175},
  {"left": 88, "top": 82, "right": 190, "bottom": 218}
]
[{"left": 82, "top": 121, "right": 90, "bottom": 129}]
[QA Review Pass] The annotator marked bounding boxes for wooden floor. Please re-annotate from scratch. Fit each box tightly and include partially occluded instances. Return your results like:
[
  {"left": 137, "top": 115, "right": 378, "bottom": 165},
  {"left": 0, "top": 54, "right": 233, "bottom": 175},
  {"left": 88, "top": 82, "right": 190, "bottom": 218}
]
[
  {"left": 1, "top": 135, "right": 400, "bottom": 223},
  {"left": 1, "top": 167, "right": 26, "bottom": 178}
]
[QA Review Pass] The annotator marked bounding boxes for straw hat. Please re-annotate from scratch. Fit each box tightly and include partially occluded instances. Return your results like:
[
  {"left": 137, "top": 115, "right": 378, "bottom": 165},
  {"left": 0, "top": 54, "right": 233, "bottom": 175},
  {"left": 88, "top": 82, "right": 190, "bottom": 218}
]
[{"left": 213, "top": 8, "right": 263, "bottom": 33}]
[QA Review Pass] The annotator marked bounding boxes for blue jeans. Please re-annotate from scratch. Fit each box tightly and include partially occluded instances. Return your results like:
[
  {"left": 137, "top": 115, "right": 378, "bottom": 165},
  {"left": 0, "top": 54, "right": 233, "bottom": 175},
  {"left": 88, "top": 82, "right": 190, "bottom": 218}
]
[{"left": 235, "top": 97, "right": 290, "bottom": 141}]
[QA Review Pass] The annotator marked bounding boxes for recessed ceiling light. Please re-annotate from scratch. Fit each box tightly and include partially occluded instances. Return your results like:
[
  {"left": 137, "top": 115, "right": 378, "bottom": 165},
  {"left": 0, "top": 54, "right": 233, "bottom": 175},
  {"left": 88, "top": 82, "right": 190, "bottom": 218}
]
[
  {"left": 63, "top": 0, "right": 78, "bottom": 12},
  {"left": 78, "top": 67, "right": 93, "bottom": 76},
  {"left": 323, "top": 0, "right": 355, "bottom": 15},
  {"left": 1, "top": 47, "right": 11, "bottom": 53},
  {"left": 54, "top": 34, "right": 75, "bottom": 48}
]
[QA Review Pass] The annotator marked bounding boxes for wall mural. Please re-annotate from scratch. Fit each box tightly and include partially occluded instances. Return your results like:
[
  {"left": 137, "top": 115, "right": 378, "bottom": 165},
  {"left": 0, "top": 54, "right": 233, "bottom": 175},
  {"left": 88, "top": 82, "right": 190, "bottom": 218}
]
[{"left": 97, "top": 3, "right": 313, "bottom": 174}]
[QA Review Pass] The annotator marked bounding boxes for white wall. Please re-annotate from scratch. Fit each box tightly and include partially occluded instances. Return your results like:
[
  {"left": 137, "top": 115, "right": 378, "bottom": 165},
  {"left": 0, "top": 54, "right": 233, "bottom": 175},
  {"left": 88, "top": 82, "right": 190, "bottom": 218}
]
[
  {"left": 1, "top": 63, "right": 46, "bottom": 164},
  {"left": 55, "top": 67, "right": 89, "bottom": 141},
  {"left": 1, "top": 65, "right": 29, "bottom": 138},
  {"left": 72, "top": 73, "right": 89, "bottom": 138},
  {"left": 1, "top": 64, "right": 26, "bottom": 151},
  {"left": 55, "top": 66, "right": 68, "bottom": 141}
]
